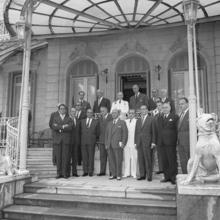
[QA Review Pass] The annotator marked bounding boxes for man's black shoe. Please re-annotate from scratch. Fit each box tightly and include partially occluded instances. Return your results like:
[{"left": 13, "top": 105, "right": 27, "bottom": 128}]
[
  {"left": 137, "top": 177, "right": 146, "bottom": 180},
  {"left": 147, "top": 177, "right": 152, "bottom": 182},
  {"left": 171, "top": 180, "right": 176, "bottom": 185},
  {"left": 63, "top": 175, "right": 69, "bottom": 179},
  {"left": 82, "top": 173, "right": 88, "bottom": 177},
  {"left": 97, "top": 173, "right": 105, "bottom": 176},
  {"left": 89, "top": 173, "right": 93, "bottom": 177},
  {"left": 156, "top": 171, "right": 163, "bottom": 174},
  {"left": 72, "top": 173, "right": 79, "bottom": 177},
  {"left": 160, "top": 179, "right": 170, "bottom": 183}
]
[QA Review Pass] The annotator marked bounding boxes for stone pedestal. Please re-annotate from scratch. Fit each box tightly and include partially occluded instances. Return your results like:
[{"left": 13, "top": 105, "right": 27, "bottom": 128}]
[
  {"left": 0, "top": 174, "right": 32, "bottom": 218},
  {"left": 177, "top": 174, "right": 220, "bottom": 220}
]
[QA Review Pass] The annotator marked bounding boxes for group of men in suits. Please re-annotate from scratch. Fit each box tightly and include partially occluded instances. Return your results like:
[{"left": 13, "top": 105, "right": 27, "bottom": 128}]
[{"left": 49, "top": 86, "right": 190, "bottom": 184}]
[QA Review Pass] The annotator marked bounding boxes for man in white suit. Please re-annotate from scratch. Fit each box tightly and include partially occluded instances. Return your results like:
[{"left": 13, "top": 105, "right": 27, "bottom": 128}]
[
  {"left": 111, "top": 92, "right": 129, "bottom": 120},
  {"left": 123, "top": 109, "right": 137, "bottom": 178}
]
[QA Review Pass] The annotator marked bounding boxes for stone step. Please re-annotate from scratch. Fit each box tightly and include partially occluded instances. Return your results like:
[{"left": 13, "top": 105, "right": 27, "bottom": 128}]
[
  {"left": 3, "top": 205, "right": 177, "bottom": 220},
  {"left": 14, "top": 193, "right": 176, "bottom": 216},
  {"left": 24, "top": 181, "right": 176, "bottom": 201}
]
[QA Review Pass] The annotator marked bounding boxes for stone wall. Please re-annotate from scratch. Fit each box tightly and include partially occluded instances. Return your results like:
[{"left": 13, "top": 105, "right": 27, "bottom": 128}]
[{"left": 0, "top": 21, "right": 220, "bottom": 132}]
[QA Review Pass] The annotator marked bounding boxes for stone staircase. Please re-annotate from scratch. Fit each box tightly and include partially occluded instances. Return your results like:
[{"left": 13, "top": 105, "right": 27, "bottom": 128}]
[
  {"left": 27, "top": 148, "right": 57, "bottom": 179},
  {"left": 3, "top": 177, "right": 177, "bottom": 220}
]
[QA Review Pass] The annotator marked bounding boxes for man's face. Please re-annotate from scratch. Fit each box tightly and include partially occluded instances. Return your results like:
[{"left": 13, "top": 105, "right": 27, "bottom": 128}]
[
  {"left": 59, "top": 105, "right": 66, "bottom": 115},
  {"left": 87, "top": 109, "right": 93, "bottom": 118},
  {"left": 161, "top": 89, "right": 167, "bottom": 98},
  {"left": 132, "top": 85, "right": 139, "bottom": 94},
  {"left": 70, "top": 108, "right": 76, "bottom": 117},
  {"left": 117, "top": 92, "right": 123, "bottom": 100},
  {"left": 152, "top": 90, "right": 157, "bottom": 97},
  {"left": 179, "top": 99, "right": 188, "bottom": 112},
  {"left": 128, "top": 110, "right": 135, "bottom": 119},
  {"left": 79, "top": 92, "right": 84, "bottom": 100},
  {"left": 111, "top": 110, "right": 119, "bottom": 119},
  {"left": 162, "top": 103, "right": 171, "bottom": 115},
  {"left": 140, "top": 106, "right": 148, "bottom": 116},
  {"left": 156, "top": 102, "right": 162, "bottom": 112},
  {"left": 100, "top": 107, "right": 107, "bottom": 117},
  {"left": 75, "top": 103, "right": 81, "bottom": 111},
  {"left": 97, "top": 91, "right": 103, "bottom": 99}
]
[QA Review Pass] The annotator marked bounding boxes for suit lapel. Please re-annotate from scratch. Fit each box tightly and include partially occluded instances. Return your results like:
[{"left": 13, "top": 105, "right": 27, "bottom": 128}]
[{"left": 111, "top": 120, "right": 119, "bottom": 136}]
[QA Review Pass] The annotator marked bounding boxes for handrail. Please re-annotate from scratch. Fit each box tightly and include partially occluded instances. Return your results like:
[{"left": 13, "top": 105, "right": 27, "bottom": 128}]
[{"left": 5, "top": 117, "right": 19, "bottom": 168}]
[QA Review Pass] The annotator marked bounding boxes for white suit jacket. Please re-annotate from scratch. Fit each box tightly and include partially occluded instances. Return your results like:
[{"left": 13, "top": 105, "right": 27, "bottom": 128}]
[
  {"left": 125, "top": 118, "right": 137, "bottom": 148},
  {"left": 111, "top": 100, "right": 129, "bottom": 114}
]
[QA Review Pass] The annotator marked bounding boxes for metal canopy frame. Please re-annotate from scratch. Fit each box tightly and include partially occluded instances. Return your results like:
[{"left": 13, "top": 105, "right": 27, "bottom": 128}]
[{"left": 4, "top": 0, "right": 220, "bottom": 37}]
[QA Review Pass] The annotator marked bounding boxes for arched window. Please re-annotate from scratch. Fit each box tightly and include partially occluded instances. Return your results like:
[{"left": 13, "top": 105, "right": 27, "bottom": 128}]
[
  {"left": 116, "top": 55, "right": 150, "bottom": 101},
  {"left": 67, "top": 59, "right": 98, "bottom": 108},
  {"left": 168, "top": 51, "right": 208, "bottom": 112}
]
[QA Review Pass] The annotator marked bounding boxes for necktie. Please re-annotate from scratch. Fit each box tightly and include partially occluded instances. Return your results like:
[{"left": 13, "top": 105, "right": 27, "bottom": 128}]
[
  {"left": 113, "top": 120, "right": 116, "bottom": 125},
  {"left": 119, "top": 100, "right": 121, "bottom": 104},
  {"left": 141, "top": 116, "right": 145, "bottom": 125},
  {"left": 130, "top": 119, "right": 132, "bottom": 123}
]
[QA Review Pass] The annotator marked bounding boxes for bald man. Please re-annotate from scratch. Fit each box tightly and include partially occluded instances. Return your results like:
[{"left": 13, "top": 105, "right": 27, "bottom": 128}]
[
  {"left": 93, "top": 89, "right": 111, "bottom": 113},
  {"left": 129, "top": 84, "right": 149, "bottom": 112}
]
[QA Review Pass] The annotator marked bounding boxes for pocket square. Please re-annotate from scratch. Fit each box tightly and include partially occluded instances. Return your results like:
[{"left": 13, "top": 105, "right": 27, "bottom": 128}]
[
  {"left": 117, "top": 125, "right": 121, "bottom": 128},
  {"left": 169, "top": 119, "right": 173, "bottom": 122}
]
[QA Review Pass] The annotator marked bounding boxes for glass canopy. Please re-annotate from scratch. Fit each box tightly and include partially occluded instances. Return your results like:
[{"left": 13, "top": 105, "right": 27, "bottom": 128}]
[{"left": 4, "top": 0, "right": 220, "bottom": 37}]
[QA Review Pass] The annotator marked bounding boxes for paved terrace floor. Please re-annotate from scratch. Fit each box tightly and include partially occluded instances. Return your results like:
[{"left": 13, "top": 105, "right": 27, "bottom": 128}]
[{"left": 29, "top": 174, "right": 176, "bottom": 199}]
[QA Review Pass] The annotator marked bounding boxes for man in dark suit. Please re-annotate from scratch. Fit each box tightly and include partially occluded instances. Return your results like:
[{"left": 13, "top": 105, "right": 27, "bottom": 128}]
[
  {"left": 157, "top": 102, "right": 179, "bottom": 184},
  {"left": 50, "top": 104, "right": 73, "bottom": 179},
  {"left": 148, "top": 89, "right": 158, "bottom": 111},
  {"left": 153, "top": 100, "right": 163, "bottom": 174},
  {"left": 49, "top": 105, "right": 60, "bottom": 166},
  {"left": 69, "top": 107, "right": 81, "bottom": 177},
  {"left": 178, "top": 97, "right": 189, "bottom": 174},
  {"left": 93, "top": 89, "right": 111, "bottom": 113},
  {"left": 135, "top": 105, "right": 156, "bottom": 181},
  {"left": 97, "top": 106, "right": 112, "bottom": 176},
  {"left": 81, "top": 109, "right": 99, "bottom": 176},
  {"left": 129, "top": 84, "right": 149, "bottom": 112},
  {"left": 105, "top": 109, "right": 128, "bottom": 180},
  {"left": 75, "top": 102, "right": 86, "bottom": 165},
  {"left": 78, "top": 91, "right": 91, "bottom": 114},
  {"left": 161, "top": 89, "right": 175, "bottom": 113}
]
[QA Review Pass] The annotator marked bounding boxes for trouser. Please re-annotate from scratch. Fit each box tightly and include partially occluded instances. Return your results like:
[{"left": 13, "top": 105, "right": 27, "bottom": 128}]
[
  {"left": 55, "top": 141, "right": 70, "bottom": 176},
  {"left": 69, "top": 143, "right": 78, "bottom": 175},
  {"left": 137, "top": 143, "right": 153, "bottom": 179},
  {"left": 123, "top": 145, "right": 137, "bottom": 177},
  {"left": 81, "top": 144, "right": 95, "bottom": 174},
  {"left": 108, "top": 146, "right": 123, "bottom": 177},
  {"left": 52, "top": 143, "right": 57, "bottom": 165},
  {"left": 157, "top": 146, "right": 163, "bottom": 172},
  {"left": 178, "top": 144, "right": 190, "bottom": 174},
  {"left": 77, "top": 143, "right": 82, "bottom": 165},
  {"left": 160, "top": 146, "right": 177, "bottom": 181},
  {"left": 99, "top": 144, "right": 107, "bottom": 174}
]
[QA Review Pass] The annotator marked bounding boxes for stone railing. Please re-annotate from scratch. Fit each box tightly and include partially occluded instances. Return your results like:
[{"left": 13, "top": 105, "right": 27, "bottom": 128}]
[{"left": 5, "top": 117, "right": 19, "bottom": 168}]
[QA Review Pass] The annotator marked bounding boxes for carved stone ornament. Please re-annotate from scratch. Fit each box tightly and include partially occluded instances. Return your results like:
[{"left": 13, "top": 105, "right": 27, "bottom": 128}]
[
  {"left": 182, "top": 113, "right": 220, "bottom": 185},
  {"left": 170, "top": 36, "right": 203, "bottom": 53},
  {"left": 118, "top": 39, "right": 148, "bottom": 57},
  {"left": 69, "top": 42, "right": 97, "bottom": 61},
  {"left": 0, "top": 154, "right": 14, "bottom": 176}
]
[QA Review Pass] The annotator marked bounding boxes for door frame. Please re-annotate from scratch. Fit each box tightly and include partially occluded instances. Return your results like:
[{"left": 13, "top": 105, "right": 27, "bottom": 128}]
[{"left": 116, "top": 71, "right": 151, "bottom": 100}]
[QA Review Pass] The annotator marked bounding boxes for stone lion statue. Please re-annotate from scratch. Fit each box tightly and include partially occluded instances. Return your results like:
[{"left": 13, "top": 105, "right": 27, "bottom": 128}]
[
  {"left": 0, "top": 154, "right": 14, "bottom": 176},
  {"left": 182, "top": 113, "right": 220, "bottom": 185}
]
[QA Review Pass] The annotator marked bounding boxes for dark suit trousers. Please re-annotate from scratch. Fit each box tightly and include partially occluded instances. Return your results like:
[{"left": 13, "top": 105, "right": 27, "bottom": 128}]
[
  {"left": 137, "top": 142, "right": 153, "bottom": 179},
  {"left": 161, "top": 146, "right": 177, "bottom": 181},
  {"left": 157, "top": 146, "right": 163, "bottom": 172},
  {"left": 178, "top": 144, "right": 189, "bottom": 174},
  {"left": 99, "top": 144, "right": 107, "bottom": 174},
  {"left": 70, "top": 143, "right": 78, "bottom": 175},
  {"left": 52, "top": 143, "right": 57, "bottom": 165},
  {"left": 81, "top": 144, "right": 95, "bottom": 174},
  {"left": 77, "top": 143, "right": 82, "bottom": 165},
  {"left": 55, "top": 141, "right": 70, "bottom": 176},
  {"left": 108, "top": 146, "right": 123, "bottom": 177}
]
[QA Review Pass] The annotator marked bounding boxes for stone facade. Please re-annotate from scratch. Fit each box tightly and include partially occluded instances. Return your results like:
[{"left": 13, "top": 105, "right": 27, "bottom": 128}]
[{"left": 0, "top": 21, "right": 220, "bottom": 132}]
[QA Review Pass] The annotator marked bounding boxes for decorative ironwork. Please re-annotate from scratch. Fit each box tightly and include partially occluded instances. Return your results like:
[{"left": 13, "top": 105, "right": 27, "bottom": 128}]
[{"left": 5, "top": 117, "right": 19, "bottom": 168}]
